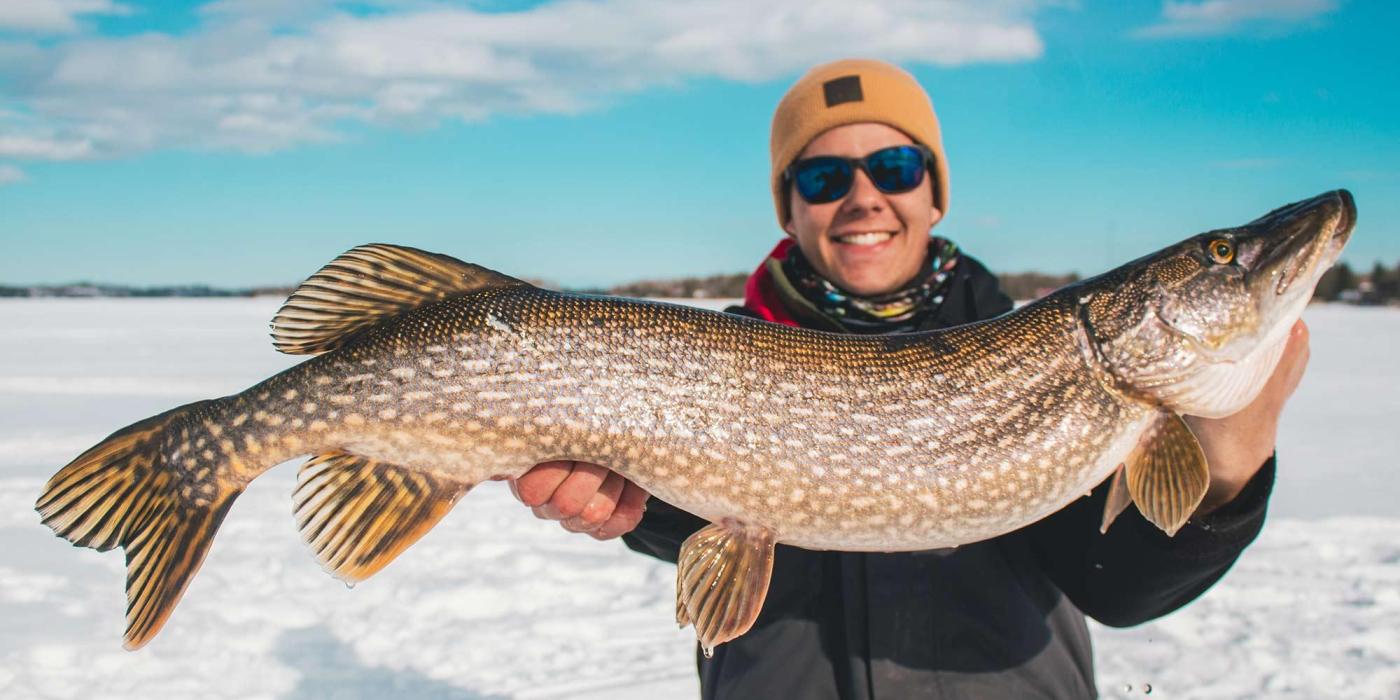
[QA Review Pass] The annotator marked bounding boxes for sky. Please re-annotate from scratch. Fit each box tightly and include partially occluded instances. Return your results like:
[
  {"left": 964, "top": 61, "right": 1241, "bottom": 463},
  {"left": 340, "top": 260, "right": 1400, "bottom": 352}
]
[{"left": 0, "top": 0, "right": 1396, "bottom": 289}]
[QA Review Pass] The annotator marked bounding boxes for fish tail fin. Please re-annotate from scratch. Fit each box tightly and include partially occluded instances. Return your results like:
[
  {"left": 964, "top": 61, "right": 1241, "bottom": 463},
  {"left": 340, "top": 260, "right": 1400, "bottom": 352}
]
[{"left": 35, "top": 398, "right": 246, "bottom": 650}]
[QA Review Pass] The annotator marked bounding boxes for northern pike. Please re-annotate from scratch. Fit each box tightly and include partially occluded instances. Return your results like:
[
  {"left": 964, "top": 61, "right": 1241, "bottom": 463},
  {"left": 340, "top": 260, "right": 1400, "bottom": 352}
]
[{"left": 36, "top": 190, "right": 1355, "bottom": 655}]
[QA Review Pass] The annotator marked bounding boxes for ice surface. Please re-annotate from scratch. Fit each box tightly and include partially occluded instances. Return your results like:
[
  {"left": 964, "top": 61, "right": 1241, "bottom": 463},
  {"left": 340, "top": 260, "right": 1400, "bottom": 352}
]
[{"left": 1, "top": 298, "right": 1396, "bottom": 699}]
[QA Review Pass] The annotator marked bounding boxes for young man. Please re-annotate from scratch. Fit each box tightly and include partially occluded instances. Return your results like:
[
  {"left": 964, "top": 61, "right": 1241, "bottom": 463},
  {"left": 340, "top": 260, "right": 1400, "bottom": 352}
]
[{"left": 512, "top": 59, "right": 1305, "bottom": 698}]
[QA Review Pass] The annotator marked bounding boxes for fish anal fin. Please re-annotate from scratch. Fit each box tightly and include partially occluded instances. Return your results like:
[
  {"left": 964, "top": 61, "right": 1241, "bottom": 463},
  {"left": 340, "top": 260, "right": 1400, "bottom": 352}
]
[
  {"left": 271, "top": 244, "right": 527, "bottom": 355},
  {"left": 675, "top": 520, "right": 776, "bottom": 657},
  {"left": 293, "top": 452, "right": 471, "bottom": 583},
  {"left": 1125, "top": 412, "right": 1210, "bottom": 536},
  {"left": 1100, "top": 464, "right": 1132, "bottom": 534}
]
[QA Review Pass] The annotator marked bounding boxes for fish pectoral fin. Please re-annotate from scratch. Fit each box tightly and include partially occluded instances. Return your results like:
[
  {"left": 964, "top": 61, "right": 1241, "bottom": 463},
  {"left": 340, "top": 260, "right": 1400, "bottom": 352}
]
[
  {"left": 1124, "top": 412, "right": 1210, "bottom": 537},
  {"left": 675, "top": 520, "right": 776, "bottom": 658},
  {"left": 293, "top": 451, "right": 472, "bottom": 583},
  {"left": 1100, "top": 464, "right": 1132, "bottom": 534},
  {"left": 271, "top": 243, "right": 527, "bottom": 355}
]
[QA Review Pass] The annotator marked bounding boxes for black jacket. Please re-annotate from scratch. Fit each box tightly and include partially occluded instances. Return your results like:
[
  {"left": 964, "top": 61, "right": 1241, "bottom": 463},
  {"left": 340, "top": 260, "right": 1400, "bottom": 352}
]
[{"left": 622, "top": 254, "right": 1273, "bottom": 699}]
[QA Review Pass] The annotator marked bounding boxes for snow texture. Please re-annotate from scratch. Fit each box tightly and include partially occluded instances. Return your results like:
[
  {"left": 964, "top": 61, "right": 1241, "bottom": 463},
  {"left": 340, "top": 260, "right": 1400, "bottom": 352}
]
[{"left": 1, "top": 298, "right": 1396, "bottom": 699}]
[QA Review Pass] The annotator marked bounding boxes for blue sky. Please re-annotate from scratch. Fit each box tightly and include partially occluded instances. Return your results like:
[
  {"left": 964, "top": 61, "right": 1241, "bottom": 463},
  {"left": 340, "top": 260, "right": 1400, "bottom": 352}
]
[{"left": 0, "top": 0, "right": 1395, "bottom": 288}]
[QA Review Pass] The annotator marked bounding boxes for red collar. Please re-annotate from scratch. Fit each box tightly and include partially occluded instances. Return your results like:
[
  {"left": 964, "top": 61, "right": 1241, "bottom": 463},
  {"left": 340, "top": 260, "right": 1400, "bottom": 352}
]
[{"left": 742, "top": 238, "right": 801, "bottom": 327}]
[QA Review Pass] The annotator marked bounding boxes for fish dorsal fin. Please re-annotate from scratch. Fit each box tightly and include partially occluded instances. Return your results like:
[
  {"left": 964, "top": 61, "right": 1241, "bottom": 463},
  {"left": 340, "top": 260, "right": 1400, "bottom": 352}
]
[
  {"left": 1123, "top": 412, "right": 1210, "bottom": 536},
  {"left": 271, "top": 243, "right": 526, "bottom": 355},
  {"left": 293, "top": 452, "right": 472, "bottom": 583},
  {"left": 675, "top": 521, "right": 776, "bottom": 658}
]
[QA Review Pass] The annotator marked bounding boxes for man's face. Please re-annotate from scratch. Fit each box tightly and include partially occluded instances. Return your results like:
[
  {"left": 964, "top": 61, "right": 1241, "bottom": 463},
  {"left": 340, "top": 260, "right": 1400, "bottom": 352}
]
[{"left": 784, "top": 122, "right": 942, "bottom": 296}]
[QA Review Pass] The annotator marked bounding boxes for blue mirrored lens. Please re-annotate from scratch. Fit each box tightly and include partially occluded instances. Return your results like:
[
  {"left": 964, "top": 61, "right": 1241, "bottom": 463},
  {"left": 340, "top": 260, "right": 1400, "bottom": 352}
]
[
  {"left": 790, "top": 146, "right": 928, "bottom": 204},
  {"left": 865, "top": 146, "right": 926, "bottom": 193},
  {"left": 793, "top": 157, "right": 853, "bottom": 203}
]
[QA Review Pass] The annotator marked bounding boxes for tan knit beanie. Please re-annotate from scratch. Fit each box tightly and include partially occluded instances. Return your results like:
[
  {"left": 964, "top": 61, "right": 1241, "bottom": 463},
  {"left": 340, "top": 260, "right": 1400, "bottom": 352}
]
[{"left": 770, "top": 58, "right": 949, "bottom": 227}]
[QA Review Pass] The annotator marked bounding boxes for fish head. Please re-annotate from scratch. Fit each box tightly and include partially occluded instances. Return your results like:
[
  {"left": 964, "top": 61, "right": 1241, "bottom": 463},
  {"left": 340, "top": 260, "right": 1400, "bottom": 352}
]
[{"left": 1085, "top": 189, "right": 1355, "bottom": 417}]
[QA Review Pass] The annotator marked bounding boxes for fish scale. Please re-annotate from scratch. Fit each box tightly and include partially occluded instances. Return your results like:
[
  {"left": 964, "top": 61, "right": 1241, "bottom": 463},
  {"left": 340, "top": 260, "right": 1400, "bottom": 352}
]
[
  {"left": 35, "top": 189, "right": 1356, "bottom": 655},
  {"left": 212, "top": 287, "right": 1144, "bottom": 551}
]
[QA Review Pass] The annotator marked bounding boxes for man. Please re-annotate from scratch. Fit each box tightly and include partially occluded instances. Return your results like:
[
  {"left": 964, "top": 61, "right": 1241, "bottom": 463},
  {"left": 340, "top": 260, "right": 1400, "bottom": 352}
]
[{"left": 512, "top": 59, "right": 1306, "bottom": 698}]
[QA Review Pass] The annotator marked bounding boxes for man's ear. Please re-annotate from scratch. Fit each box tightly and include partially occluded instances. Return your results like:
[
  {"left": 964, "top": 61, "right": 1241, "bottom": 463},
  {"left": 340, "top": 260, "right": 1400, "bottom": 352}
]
[
  {"left": 929, "top": 207, "right": 944, "bottom": 227},
  {"left": 782, "top": 189, "right": 798, "bottom": 236}
]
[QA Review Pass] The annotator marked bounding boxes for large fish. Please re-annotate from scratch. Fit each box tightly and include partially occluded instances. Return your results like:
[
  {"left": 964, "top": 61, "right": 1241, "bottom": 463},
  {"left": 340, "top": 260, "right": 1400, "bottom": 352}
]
[{"left": 36, "top": 190, "right": 1355, "bottom": 654}]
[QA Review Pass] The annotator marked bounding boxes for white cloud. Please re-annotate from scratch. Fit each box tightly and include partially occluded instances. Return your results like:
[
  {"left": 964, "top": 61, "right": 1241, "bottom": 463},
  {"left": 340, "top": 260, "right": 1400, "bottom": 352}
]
[
  {"left": 1133, "top": 0, "right": 1338, "bottom": 38},
  {"left": 0, "top": 0, "right": 1049, "bottom": 161},
  {"left": 0, "top": 135, "right": 95, "bottom": 160},
  {"left": 0, "top": 0, "right": 130, "bottom": 34},
  {"left": 0, "top": 164, "right": 25, "bottom": 184}
]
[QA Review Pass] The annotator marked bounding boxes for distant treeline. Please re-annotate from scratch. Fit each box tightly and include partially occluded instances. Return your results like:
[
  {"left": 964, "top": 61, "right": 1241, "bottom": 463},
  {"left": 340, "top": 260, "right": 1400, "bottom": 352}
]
[
  {"left": 1313, "top": 261, "right": 1400, "bottom": 305},
  {"left": 599, "top": 273, "right": 750, "bottom": 299},
  {"left": 593, "top": 271, "right": 1086, "bottom": 301},
  {"left": 4, "top": 261, "right": 1397, "bottom": 304},
  {"left": 993, "top": 272, "right": 1082, "bottom": 302}
]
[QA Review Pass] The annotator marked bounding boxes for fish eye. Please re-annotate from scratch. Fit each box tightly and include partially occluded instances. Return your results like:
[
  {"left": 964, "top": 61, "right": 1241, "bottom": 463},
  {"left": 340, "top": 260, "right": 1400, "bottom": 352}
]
[{"left": 1208, "top": 238, "right": 1235, "bottom": 265}]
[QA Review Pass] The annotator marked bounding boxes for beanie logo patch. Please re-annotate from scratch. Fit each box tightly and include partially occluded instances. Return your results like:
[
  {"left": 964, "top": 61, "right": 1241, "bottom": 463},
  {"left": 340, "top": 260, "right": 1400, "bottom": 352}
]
[{"left": 822, "top": 75, "right": 863, "bottom": 107}]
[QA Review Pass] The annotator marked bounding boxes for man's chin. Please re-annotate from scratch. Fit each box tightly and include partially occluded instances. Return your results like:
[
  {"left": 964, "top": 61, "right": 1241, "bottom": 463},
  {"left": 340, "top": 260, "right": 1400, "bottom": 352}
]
[
  {"left": 822, "top": 255, "right": 907, "bottom": 294},
  {"left": 831, "top": 273, "right": 900, "bottom": 296}
]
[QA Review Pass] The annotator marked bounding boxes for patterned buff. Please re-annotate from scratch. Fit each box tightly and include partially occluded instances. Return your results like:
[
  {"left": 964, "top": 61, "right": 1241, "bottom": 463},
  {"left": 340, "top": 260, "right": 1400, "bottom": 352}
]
[{"left": 780, "top": 237, "right": 960, "bottom": 334}]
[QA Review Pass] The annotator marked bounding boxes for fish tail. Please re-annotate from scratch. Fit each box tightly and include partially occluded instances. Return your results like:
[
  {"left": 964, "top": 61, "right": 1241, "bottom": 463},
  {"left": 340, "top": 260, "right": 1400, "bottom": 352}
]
[{"left": 35, "top": 397, "right": 248, "bottom": 650}]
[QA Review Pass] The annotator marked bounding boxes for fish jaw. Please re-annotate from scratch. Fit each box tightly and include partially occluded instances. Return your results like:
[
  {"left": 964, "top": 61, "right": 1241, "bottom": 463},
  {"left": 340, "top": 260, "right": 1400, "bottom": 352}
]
[
  {"left": 1176, "top": 190, "right": 1355, "bottom": 416},
  {"left": 1086, "top": 190, "right": 1355, "bottom": 418}
]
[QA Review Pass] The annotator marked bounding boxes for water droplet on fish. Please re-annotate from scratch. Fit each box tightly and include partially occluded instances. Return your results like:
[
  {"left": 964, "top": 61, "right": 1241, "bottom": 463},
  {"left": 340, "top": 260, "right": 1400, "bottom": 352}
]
[
  {"left": 344, "top": 581, "right": 356, "bottom": 590},
  {"left": 1123, "top": 684, "right": 1133, "bottom": 693},
  {"left": 1144, "top": 684, "right": 1152, "bottom": 694}
]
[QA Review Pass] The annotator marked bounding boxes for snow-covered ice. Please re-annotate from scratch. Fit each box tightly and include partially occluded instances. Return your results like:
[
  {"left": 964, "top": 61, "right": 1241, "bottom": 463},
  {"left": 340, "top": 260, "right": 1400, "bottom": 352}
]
[{"left": 1, "top": 298, "right": 1396, "bottom": 699}]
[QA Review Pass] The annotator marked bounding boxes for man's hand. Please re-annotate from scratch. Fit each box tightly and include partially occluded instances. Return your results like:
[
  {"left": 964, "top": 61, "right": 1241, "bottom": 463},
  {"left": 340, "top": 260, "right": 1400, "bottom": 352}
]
[
  {"left": 510, "top": 461, "right": 651, "bottom": 540},
  {"left": 1186, "top": 319, "right": 1310, "bottom": 515}
]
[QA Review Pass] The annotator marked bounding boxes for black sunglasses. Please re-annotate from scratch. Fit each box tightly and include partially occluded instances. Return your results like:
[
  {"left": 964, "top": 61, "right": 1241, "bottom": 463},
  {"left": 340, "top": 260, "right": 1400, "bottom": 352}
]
[{"left": 784, "top": 144, "right": 934, "bottom": 205}]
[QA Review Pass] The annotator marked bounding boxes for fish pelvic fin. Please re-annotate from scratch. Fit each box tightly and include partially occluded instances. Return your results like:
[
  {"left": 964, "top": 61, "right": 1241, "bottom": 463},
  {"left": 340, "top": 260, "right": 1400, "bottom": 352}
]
[
  {"left": 271, "top": 243, "right": 528, "bottom": 355},
  {"left": 1099, "top": 465, "right": 1132, "bottom": 534},
  {"left": 1117, "top": 411, "right": 1211, "bottom": 537},
  {"left": 676, "top": 520, "right": 776, "bottom": 658},
  {"left": 293, "top": 452, "right": 472, "bottom": 583},
  {"left": 34, "top": 399, "right": 246, "bottom": 650}
]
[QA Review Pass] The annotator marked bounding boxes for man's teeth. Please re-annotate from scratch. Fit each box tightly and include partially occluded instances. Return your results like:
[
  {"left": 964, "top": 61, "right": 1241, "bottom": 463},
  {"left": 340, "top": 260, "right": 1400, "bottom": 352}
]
[{"left": 835, "top": 232, "right": 894, "bottom": 246}]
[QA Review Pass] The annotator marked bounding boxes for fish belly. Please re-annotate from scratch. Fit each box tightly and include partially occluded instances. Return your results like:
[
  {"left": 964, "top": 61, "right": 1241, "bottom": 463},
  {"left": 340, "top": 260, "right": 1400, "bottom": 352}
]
[{"left": 255, "top": 290, "right": 1155, "bottom": 554}]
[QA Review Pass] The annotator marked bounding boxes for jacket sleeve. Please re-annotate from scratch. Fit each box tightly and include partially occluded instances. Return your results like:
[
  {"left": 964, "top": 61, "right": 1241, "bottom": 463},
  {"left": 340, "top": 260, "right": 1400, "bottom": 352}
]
[
  {"left": 1011, "top": 455, "right": 1275, "bottom": 627},
  {"left": 620, "top": 498, "right": 709, "bottom": 564}
]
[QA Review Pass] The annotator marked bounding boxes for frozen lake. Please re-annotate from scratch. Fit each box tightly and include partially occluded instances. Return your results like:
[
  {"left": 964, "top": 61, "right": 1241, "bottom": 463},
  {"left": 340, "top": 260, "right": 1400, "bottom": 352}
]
[{"left": 1, "top": 298, "right": 1396, "bottom": 699}]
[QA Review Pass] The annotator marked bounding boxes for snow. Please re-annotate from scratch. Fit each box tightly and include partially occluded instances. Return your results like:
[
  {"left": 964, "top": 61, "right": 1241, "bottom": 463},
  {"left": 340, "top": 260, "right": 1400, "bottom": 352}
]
[{"left": 1, "top": 298, "right": 1397, "bottom": 699}]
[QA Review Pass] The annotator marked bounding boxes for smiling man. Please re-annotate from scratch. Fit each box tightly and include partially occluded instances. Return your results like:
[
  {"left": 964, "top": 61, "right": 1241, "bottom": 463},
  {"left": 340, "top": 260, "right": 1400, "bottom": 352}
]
[{"left": 512, "top": 59, "right": 1302, "bottom": 699}]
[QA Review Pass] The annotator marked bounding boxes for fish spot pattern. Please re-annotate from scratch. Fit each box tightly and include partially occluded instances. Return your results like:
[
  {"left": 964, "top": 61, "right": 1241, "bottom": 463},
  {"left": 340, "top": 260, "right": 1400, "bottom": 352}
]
[{"left": 173, "top": 285, "right": 1156, "bottom": 552}]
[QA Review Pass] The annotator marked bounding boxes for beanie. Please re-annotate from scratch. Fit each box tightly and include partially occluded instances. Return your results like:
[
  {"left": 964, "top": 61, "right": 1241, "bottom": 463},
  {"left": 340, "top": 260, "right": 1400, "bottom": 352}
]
[{"left": 770, "top": 59, "right": 949, "bottom": 227}]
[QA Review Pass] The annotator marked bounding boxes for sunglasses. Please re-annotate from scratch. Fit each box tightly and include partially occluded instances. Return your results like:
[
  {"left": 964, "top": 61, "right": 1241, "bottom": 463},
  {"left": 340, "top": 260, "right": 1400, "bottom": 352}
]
[{"left": 785, "top": 144, "right": 934, "bottom": 205}]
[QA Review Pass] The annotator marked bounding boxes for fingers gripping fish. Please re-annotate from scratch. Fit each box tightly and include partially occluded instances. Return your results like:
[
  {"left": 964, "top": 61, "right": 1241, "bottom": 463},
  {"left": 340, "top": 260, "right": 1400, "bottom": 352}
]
[{"left": 35, "top": 190, "right": 1356, "bottom": 655}]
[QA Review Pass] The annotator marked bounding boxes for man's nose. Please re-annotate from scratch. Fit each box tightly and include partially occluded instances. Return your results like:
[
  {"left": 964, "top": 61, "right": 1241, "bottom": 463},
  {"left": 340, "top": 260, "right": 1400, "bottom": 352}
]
[{"left": 841, "top": 168, "right": 886, "bottom": 214}]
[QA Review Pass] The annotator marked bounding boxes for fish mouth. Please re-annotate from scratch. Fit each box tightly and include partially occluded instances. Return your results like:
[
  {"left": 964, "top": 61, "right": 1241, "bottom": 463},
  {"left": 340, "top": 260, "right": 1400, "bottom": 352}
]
[
  {"left": 1247, "top": 189, "right": 1356, "bottom": 296},
  {"left": 1329, "top": 188, "right": 1357, "bottom": 260}
]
